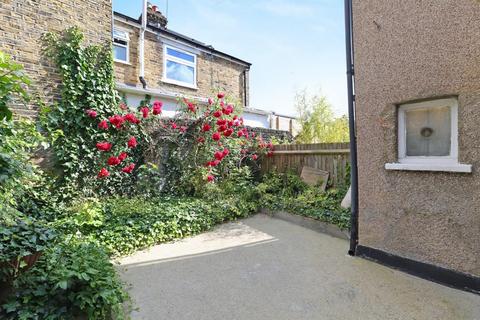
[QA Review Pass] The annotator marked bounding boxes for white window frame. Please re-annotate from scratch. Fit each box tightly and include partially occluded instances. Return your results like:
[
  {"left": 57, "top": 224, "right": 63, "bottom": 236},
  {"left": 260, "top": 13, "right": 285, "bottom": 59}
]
[
  {"left": 162, "top": 44, "right": 197, "bottom": 89},
  {"left": 113, "top": 28, "right": 130, "bottom": 64},
  {"left": 385, "top": 98, "right": 471, "bottom": 173}
]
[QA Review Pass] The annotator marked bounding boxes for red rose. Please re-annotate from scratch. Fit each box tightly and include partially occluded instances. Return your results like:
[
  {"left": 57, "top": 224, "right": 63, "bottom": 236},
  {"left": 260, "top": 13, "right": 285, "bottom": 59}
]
[
  {"left": 141, "top": 107, "right": 150, "bottom": 118},
  {"left": 98, "top": 120, "right": 108, "bottom": 130},
  {"left": 207, "top": 175, "right": 215, "bottom": 182},
  {"left": 96, "top": 142, "right": 112, "bottom": 152},
  {"left": 86, "top": 109, "right": 97, "bottom": 118},
  {"left": 127, "top": 137, "right": 137, "bottom": 148},
  {"left": 121, "top": 163, "right": 135, "bottom": 173},
  {"left": 124, "top": 113, "right": 140, "bottom": 124},
  {"left": 214, "top": 151, "right": 224, "bottom": 161},
  {"left": 216, "top": 119, "right": 227, "bottom": 126},
  {"left": 213, "top": 110, "right": 222, "bottom": 118},
  {"left": 118, "top": 152, "right": 128, "bottom": 161},
  {"left": 222, "top": 148, "right": 230, "bottom": 156},
  {"left": 97, "top": 168, "right": 109, "bottom": 178},
  {"left": 267, "top": 151, "right": 274, "bottom": 157},
  {"left": 211, "top": 159, "right": 220, "bottom": 166},
  {"left": 153, "top": 101, "right": 163, "bottom": 115},
  {"left": 187, "top": 102, "right": 196, "bottom": 113},
  {"left": 217, "top": 92, "right": 225, "bottom": 99},
  {"left": 208, "top": 98, "right": 214, "bottom": 105},
  {"left": 180, "top": 126, "right": 187, "bottom": 133},
  {"left": 202, "top": 123, "right": 211, "bottom": 132},
  {"left": 212, "top": 132, "right": 221, "bottom": 141},
  {"left": 197, "top": 137, "right": 205, "bottom": 143},
  {"left": 237, "top": 130, "right": 244, "bottom": 137},
  {"left": 107, "top": 156, "right": 121, "bottom": 166},
  {"left": 218, "top": 125, "right": 227, "bottom": 132},
  {"left": 109, "top": 114, "right": 125, "bottom": 129},
  {"left": 251, "top": 154, "right": 258, "bottom": 160},
  {"left": 223, "top": 128, "right": 234, "bottom": 137}
]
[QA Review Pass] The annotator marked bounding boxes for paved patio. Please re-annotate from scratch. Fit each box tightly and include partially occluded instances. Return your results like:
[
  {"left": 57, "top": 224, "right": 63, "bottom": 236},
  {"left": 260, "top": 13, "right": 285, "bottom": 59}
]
[{"left": 117, "top": 214, "right": 480, "bottom": 320}]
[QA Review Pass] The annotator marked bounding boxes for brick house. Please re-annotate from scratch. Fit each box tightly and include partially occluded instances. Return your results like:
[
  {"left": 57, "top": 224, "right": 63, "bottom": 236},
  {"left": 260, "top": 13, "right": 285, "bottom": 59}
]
[
  {"left": 0, "top": 1, "right": 252, "bottom": 119},
  {"left": 347, "top": 0, "right": 480, "bottom": 292},
  {"left": 112, "top": 7, "right": 252, "bottom": 115}
]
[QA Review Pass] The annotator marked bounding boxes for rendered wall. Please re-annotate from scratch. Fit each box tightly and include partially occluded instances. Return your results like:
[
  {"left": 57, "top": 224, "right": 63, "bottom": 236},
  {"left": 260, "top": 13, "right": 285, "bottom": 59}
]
[{"left": 352, "top": 0, "right": 480, "bottom": 276}]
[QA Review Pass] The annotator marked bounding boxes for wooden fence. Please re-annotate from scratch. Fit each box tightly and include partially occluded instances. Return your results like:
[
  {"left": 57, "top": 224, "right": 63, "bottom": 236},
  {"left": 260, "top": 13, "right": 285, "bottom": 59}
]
[{"left": 261, "top": 143, "right": 350, "bottom": 187}]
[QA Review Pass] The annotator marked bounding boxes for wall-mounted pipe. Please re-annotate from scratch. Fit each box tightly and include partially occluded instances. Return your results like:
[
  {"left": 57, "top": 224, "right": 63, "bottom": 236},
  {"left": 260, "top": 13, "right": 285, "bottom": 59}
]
[
  {"left": 139, "top": 0, "right": 148, "bottom": 89},
  {"left": 344, "top": 0, "right": 359, "bottom": 256}
]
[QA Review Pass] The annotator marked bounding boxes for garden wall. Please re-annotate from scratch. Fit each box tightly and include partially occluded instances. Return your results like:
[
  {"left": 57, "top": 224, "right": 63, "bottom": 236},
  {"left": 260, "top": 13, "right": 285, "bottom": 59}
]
[
  {"left": 261, "top": 143, "right": 350, "bottom": 187},
  {"left": 0, "top": 0, "right": 112, "bottom": 117}
]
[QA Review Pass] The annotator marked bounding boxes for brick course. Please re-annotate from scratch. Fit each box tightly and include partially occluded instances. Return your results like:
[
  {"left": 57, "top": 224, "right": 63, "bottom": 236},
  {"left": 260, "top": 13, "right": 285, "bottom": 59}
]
[
  {"left": 0, "top": 0, "right": 112, "bottom": 117},
  {"left": 113, "top": 19, "right": 248, "bottom": 106}
]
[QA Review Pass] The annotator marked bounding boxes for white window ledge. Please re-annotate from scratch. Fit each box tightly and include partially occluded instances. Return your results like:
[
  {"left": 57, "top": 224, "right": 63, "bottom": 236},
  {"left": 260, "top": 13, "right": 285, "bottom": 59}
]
[
  {"left": 385, "top": 163, "right": 472, "bottom": 173},
  {"left": 161, "top": 78, "right": 198, "bottom": 90}
]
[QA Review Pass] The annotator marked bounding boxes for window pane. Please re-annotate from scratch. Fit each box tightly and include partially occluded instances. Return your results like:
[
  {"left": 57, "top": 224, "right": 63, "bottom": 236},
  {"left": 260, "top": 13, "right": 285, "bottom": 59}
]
[
  {"left": 405, "top": 106, "right": 451, "bottom": 156},
  {"left": 166, "top": 47, "right": 195, "bottom": 63},
  {"left": 166, "top": 60, "right": 194, "bottom": 84},
  {"left": 113, "top": 45, "right": 127, "bottom": 61}
]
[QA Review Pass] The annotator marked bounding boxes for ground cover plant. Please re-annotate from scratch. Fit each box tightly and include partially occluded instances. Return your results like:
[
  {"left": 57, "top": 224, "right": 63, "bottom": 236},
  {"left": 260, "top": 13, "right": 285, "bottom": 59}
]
[{"left": 257, "top": 171, "right": 350, "bottom": 230}]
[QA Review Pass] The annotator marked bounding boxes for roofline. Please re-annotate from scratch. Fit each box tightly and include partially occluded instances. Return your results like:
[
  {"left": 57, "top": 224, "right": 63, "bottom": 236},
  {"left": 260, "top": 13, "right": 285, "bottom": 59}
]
[{"left": 113, "top": 11, "right": 252, "bottom": 67}]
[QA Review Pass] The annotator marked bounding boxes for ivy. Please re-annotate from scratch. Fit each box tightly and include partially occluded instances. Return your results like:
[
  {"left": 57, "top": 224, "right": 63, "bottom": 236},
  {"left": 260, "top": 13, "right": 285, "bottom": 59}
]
[{"left": 40, "top": 27, "right": 139, "bottom": 199}]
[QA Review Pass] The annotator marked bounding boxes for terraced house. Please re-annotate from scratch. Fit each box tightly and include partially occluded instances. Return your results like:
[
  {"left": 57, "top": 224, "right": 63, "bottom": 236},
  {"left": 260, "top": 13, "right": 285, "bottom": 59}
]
[
  {"left": 0, "top": 1, "right": 250, "bottom": 117},
  {"left": 112, "top": 6, "right": 252, "bottom": 116}
]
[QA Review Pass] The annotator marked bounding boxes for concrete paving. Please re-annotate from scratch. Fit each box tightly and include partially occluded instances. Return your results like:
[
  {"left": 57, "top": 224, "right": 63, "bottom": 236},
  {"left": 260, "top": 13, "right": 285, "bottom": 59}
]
[{"left": 117, "top": 214, "right": 480, "bottom": 320}]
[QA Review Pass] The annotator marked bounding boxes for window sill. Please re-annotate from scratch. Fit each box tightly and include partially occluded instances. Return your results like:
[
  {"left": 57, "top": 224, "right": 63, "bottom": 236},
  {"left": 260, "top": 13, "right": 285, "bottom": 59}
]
[
  {"left": 114, "top": 59, "right": 131, "bottom": 65},
  {"left": 385, "top": 162, "right": 472, "bottom": 173},
  {"left": 161, "top": 78, "right": 198, "bottom": 90}
]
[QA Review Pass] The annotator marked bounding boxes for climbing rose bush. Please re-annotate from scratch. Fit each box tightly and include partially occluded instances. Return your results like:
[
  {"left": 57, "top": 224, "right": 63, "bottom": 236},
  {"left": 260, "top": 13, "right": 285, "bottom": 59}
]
[{"left": 85, "top": 93, "right": 274, "bottom": 193}]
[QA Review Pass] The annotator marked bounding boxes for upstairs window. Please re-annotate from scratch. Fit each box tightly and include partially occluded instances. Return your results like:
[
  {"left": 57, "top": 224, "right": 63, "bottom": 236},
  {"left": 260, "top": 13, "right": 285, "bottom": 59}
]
[
  {"left": 385, "top": 97, "right": 471, "bottom": 172},
  {"left": 113, "top": 29, "right": 129, "bottom": 63},
  {"left": 163, "top": 45, "right": 196, "bottom": 88}
]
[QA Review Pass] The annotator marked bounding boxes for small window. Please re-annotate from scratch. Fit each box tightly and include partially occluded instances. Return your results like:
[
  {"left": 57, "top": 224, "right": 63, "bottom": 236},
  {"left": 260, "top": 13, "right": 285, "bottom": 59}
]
[
  {"left": 385, "top": 97, "right": 471, "bottom": 172},
  {"left": 113, "top": 29, "right": 129, "bottom": 63},
  {"left": 163, "top": 45, "right": 196, "bottom": 88}
]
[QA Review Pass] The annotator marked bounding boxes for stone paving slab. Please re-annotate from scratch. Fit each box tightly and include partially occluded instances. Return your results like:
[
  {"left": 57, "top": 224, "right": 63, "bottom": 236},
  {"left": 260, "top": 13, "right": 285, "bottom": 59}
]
[{"left": 117, "top": 214, "right": 480, "bottom": 320}]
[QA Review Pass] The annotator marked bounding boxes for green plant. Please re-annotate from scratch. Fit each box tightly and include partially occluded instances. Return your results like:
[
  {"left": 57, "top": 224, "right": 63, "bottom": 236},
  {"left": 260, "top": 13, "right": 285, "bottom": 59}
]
[
  {"left": 0, "top": 207, "right": 57, "bottom": 281},
  {"left": 257, "top": 172, "right": 350, "bottom": 230},
  {"left": 1, "top": 240, "right": 129, "bottom": 319},
  {"left": 0, "top": 51, "right": 30, "bottom": 120},
  {"left": 57, "top": 196, "right": 258, "bottom": 257},
  {"left": 295, "top": 89, "right": 350, "bottom": 143}
]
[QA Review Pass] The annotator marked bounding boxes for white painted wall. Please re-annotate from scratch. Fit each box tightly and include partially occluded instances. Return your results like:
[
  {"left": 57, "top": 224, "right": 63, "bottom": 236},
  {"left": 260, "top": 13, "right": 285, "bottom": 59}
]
[
  {"left": 123, "top": 92, "right": 179, "bottom": 117},
  {"left": 242, "top": 111, "right": 269, "bottom": 128}
]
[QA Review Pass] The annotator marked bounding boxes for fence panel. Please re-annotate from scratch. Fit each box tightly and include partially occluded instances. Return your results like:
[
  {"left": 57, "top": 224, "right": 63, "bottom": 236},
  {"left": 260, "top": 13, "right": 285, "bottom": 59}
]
[{"left": 261, "top": 143, "right": 350, "bottom": 187}]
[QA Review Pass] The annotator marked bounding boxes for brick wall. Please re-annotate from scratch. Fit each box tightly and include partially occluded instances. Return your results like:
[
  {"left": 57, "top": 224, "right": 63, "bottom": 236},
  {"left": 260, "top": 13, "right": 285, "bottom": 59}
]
[
  {"left": 0, "top": 0, "right": 112, "bottom": 117},
  {"left": 113, "top": 19, "right": 248, "bottom": 106}
]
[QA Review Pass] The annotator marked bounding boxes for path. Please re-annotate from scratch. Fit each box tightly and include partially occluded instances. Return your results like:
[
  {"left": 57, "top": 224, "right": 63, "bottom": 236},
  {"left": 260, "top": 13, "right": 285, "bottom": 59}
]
[{"left": 117, "top": 214, "right": 480, "bottom": 320}]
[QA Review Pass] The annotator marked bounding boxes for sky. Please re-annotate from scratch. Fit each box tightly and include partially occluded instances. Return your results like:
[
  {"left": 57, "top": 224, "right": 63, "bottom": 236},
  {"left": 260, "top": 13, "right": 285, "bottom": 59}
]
[{"left": 113, "top": 0, "right": 347, "bottom": 117}]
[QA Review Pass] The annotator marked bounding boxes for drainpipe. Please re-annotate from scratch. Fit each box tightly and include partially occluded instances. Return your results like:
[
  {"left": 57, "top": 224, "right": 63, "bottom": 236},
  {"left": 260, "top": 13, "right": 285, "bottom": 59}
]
[
  {"left": 139, "top": 0, "right": 148, "bottom": 89},
  {"left": 344, "top": 0, "right": 359, "bottom": 256}
]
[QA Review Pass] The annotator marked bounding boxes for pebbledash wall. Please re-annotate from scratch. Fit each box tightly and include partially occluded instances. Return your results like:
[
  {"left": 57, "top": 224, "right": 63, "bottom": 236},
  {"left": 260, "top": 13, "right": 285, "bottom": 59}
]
[
  {"left": 113, "top": 12, "right": 250, "bottom": 115},
  {"left": 0, "top": 0, "right": 112, "bottom": 117},
  {"left": 352, "top": 0, "right": 480, "bottom": 276}
]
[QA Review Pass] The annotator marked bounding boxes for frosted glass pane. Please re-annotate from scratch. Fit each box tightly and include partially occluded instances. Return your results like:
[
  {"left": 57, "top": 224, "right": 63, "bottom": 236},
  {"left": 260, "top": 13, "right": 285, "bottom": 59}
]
[{"left": 405, "top": 106, "right": 450, "bottom": 156}]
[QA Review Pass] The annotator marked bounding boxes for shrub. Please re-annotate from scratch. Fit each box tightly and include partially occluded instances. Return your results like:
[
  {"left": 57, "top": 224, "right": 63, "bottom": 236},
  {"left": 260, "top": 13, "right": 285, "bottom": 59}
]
[
  {"left": 257, "top": 172, "right": 351, "bottom": 230},
  {"left": 1, "top": 241, "right": 129, "bottom": 320}
]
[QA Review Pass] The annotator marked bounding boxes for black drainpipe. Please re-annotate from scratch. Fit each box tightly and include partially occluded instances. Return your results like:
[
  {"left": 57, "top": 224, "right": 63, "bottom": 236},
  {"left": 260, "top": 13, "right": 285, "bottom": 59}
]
[{"left": 344, "top": 0, "right": 359, "bottom": 256}]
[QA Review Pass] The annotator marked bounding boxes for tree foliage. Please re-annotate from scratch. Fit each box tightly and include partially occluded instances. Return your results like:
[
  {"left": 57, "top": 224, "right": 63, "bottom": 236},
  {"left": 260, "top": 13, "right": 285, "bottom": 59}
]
[{"left": 294, "top": 89, "right": 349, "bottom": 143}]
